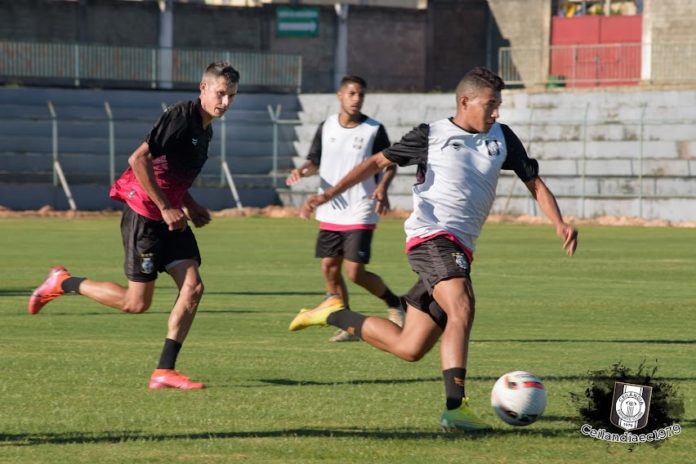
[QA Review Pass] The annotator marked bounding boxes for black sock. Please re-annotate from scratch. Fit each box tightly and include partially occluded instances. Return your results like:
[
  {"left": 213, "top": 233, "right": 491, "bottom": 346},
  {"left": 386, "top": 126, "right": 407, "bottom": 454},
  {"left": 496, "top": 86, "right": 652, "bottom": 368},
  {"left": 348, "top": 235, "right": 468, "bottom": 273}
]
[
  {"left": 61, "top": 277, "right": 86, "bottom": 294},
  {"left": 380, "top": 288, "right": 401, "bottom": 308},
  {"left": 327, "top": 309, "right": 367, "bottom": 339},
  {"left": 156, "top": 338, "right": 182, "bottom": 370},
  {"left": 443, "top": 367, "right": 467, "bottom": 410}
]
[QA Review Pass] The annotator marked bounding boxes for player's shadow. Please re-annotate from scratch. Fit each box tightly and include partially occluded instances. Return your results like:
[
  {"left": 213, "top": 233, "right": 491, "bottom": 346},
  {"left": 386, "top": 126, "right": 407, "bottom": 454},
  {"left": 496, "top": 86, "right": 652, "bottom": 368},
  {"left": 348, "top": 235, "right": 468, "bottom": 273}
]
[
  {"left": 0, "top": 288, "right": 32, "bottom": 297},
  {"left": 254, "top": 372, "right": 696, "bottom": 387},
  {"left": 0, "top": 426, "right": 582, "bottom": 447},
  {"left": 205, "top": 291, "right": 326, "bottom": 296},
  {"left": 253, "top": 376, "right": 442, "bottom": 387},
  {"left": 476, "top": 338, "right": 696, "bottom": 345}
]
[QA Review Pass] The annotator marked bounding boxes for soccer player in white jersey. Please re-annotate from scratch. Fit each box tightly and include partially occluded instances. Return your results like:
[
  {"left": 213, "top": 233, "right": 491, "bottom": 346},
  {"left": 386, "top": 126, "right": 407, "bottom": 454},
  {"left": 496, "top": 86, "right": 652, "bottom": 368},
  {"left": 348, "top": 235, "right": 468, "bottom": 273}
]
[
  {"left": 289, "top": 67, "right": 578, "bottom": 431},
  {"left": 286, "top": 75, "right": 404, "bottom": 342}
]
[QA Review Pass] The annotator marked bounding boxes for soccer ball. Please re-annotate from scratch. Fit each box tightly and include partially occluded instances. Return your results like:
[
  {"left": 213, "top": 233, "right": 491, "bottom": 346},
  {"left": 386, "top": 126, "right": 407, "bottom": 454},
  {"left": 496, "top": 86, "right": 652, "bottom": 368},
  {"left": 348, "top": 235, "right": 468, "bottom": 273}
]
[{"left": 491, "top": 371, "right": 547, "bottom": 426}]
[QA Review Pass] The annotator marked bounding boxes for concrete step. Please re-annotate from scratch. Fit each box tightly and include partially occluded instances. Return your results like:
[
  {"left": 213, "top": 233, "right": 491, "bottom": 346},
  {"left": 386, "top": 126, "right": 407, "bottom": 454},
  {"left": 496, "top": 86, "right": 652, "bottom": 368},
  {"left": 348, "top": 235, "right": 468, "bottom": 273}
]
[
  {"left": 0, "top": 182, "right": 280, "bottom": 210},
  {"left": 491, "top": 194, "right": 696, "bottom": 222},
  {"left": 497, "top": 173, "right": 696, "bottom": 198},
  {"left": 527, "top": 140, "right": 680, "bottom": 158},
  {"left": 0, "top": 151, "right": 294, "bottom": 178},
  {"left": 538, "top": 158, "right": 696, "bottom": 176}
]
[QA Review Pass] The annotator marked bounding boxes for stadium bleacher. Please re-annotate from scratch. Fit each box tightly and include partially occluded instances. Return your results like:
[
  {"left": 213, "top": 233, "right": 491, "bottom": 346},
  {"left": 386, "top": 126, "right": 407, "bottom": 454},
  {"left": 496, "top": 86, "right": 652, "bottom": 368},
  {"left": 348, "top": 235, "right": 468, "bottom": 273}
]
[
  {"left": 0, "top": 87, "right": 302, "bottom": 209},
  {"left": 2, "top": 86, "right": 696, "bottom": 220},
  {"left": 286, "top": 89, "right": 696, "bottom": 221}
]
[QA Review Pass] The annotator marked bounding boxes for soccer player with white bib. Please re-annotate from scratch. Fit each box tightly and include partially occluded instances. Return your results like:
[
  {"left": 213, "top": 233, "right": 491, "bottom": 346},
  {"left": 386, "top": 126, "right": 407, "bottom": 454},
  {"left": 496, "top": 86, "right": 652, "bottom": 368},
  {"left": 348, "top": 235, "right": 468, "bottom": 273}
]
[
  {"left": 289, "top": 67, "right": 578, "bottom": 431},
  {"left": 286, "top": 75, "right": 404, "bottom": 342}
]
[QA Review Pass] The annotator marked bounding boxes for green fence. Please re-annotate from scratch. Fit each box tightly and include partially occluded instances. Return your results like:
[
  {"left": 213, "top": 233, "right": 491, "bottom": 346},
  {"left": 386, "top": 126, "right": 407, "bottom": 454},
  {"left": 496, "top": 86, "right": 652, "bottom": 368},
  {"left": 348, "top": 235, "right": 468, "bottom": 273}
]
[{"left": 0, "top": 40, "right": 302, "bottom": 92}]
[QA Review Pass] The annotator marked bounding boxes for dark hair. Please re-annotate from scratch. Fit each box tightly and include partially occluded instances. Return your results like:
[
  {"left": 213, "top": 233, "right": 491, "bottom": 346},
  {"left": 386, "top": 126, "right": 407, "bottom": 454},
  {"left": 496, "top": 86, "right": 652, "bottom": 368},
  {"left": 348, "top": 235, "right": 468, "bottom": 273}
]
[
  {"left": 456, "top": 67, "right": 504, "bottom": 99},
  {"left": 203, "top": 61, "right": 240, "bottom": 84},
  {"left": 339, "top": 75, "right": 367, "bottom": 89}
]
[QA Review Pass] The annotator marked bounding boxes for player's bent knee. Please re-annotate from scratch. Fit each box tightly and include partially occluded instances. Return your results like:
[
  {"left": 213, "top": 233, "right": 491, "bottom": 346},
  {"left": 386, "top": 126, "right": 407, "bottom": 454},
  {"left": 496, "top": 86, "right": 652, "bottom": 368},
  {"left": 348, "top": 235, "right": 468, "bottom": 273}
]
[
  {"left": 345, "top": 266, "right": 368, "bottom": 284},
  {"left": 345, "top": 269, "right": 360, "bottom": 283},
  {"left": 123, "top": 300, "right": 151, "bottom": 314},
  {"left": 445, "top": 303, "right": 475, "bottom": 323},
  {"left": 321, "top": 263, "right": 341, "bottom": 280},
  {"left": 180, "top": 280, "right": 205, "bottom": 301},
  {"left": 395, "top": 346, "right": 428, "bottom": 362}
]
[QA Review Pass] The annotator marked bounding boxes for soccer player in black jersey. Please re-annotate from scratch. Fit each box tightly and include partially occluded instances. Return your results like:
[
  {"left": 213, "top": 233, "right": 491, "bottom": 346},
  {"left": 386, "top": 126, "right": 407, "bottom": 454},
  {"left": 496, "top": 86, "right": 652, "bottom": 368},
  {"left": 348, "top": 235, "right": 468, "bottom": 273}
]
[{"left": 29, "top": 62, "right": 240, "bottom": 390}]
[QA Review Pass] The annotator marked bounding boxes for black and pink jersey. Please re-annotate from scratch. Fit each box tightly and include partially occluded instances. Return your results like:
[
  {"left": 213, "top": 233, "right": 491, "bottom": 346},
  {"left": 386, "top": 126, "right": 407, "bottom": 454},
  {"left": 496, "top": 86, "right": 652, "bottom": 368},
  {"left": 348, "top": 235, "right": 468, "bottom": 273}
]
[
  {"left": 383, "top": 119, "right": 539, "bottom": 254},
  {"left": 110, "top": 99, "right": 212, "bottom": 220}
]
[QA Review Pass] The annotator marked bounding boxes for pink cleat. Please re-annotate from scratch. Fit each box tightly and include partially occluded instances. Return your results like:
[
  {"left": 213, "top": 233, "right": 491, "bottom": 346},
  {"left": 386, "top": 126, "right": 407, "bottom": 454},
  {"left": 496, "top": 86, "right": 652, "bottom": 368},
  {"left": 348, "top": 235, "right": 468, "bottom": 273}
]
[
  {"left": 28, "top": 266, "right": 71, "bottom": 315},
  {"left": 149, "top": 369, "right": 205, "bottom": 390}
]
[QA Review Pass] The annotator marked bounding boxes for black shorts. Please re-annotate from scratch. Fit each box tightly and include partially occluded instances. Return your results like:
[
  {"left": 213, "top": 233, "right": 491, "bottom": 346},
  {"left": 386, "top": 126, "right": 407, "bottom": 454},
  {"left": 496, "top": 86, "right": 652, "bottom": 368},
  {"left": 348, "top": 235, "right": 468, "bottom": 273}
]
[
  {"left": 315, "top": 229, "right": 373, "bottom": 264},
  {"left": 403, "top": 236, "right": 472, "bottom": 329},
  {"left": 121, "top": 205, "right": 202, "bottom": 282}
]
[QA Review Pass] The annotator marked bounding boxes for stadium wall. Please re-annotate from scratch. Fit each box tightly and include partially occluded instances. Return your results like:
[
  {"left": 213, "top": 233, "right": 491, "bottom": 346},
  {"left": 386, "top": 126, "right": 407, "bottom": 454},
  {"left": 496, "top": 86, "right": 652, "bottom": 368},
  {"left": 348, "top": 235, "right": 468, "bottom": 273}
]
[
  {"left": 0, "top": 0, "right": 493, "bottom": 92},
  {"left": 287, "top": 87, "right": 696, "bottom": 222},
  {"left": 2, "top": 1, "right": 695, "bottom": 91},
  {"left": 2, "top": 85, "right": 696, "bottom": 221}
]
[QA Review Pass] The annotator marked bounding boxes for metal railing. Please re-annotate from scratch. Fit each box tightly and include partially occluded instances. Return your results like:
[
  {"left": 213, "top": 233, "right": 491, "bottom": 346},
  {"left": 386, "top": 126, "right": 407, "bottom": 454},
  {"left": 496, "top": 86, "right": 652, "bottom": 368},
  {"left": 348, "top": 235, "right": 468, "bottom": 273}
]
[
  {"left": 0, "top": 40, "right": 303, "bottom": 92},
  {"left": 499, "top": 42, "right": 696, "bottom": 88},
  {"left": 0, "top": 98, "right": 299, "bottom": 209},
  {"left": 267, "top": 104, "right": 301, "bottom": 188}
]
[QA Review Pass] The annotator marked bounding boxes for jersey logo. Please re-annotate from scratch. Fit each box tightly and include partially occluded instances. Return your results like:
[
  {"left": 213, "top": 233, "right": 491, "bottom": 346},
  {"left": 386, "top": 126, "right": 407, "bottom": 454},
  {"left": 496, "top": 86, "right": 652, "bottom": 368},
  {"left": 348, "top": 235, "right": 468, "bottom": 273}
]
[
  {"left": 486, "top": 139, "right": 501, "bottom": 157},
  {"left": 191, "top": 138, "right": 199, "bottom": 146},
  {"left": 352, "top": 136, "right": 364, "bottom": 150},
  {"left": 441, "top": 136, "right": 467, "bottom": 151}
]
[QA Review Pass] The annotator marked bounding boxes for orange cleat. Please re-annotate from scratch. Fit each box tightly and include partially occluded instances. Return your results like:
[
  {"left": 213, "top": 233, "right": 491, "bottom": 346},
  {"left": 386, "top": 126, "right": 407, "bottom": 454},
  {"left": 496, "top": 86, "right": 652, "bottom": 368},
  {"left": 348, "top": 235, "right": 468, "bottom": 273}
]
[
  {"left": 149, "top": 369, "right": 205, "bottom": 390},
  {"left": 28, "top": 266, "right": 71, "bottom": 315}
]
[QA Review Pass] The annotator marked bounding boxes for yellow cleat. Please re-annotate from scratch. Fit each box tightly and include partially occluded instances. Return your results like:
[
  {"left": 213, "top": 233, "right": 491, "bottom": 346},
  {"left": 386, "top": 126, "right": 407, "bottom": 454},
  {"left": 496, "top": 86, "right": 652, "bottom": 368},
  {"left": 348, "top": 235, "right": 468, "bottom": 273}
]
[
  {"left": 288, "top": 296, "right": 345, "bottom": 332},
  {"left": 440, "top": 398, "right": 491, "bottom": 432}
]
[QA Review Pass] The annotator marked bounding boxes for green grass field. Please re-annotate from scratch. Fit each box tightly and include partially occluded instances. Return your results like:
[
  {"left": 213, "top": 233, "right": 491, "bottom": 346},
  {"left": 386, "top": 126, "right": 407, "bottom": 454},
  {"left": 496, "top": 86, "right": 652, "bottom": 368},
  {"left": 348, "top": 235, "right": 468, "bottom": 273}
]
[{"left": 1, "top": 216, "right": 693, "bottom": 463}]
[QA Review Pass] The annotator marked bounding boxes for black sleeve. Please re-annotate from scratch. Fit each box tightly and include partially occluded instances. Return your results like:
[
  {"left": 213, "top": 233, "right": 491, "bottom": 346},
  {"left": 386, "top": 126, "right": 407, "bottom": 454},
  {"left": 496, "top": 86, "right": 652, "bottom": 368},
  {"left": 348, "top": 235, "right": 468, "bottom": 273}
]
[
  {"left": 306, "top": 122, "right": 324, "bottom": 165},
  {"left": 145, "top": 103, "right": 188, "bottom": 159},
  {"left": 372, "top": 124, "right": 391, "bottom": 154},
  {"left": 500, "top": 124, "right": 539, "bottom": 182},
  {"left": 383, "top": 123, "right": 429, "bottom": 167}
]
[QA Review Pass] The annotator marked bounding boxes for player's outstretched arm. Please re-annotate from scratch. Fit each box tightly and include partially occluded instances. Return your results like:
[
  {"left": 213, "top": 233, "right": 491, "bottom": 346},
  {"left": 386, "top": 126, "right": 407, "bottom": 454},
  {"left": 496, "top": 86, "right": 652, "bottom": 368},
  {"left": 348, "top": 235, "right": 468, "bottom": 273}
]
[
  {"left": 524, "top": 176, "right": 578, "bottom": 256},
  {"left": 300, "top": 152, "right": 393, "bottom": 219}
]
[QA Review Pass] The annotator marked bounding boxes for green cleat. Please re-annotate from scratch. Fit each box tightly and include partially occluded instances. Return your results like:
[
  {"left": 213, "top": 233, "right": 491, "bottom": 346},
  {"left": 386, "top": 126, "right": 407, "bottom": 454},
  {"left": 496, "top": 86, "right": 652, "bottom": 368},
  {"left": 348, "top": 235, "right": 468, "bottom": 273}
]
[
  {"left": 288, "top": 296, "right": 345, "bottom": 332},
  {"left": 440, "top": 398, "right": 491, "bottom": 432}
]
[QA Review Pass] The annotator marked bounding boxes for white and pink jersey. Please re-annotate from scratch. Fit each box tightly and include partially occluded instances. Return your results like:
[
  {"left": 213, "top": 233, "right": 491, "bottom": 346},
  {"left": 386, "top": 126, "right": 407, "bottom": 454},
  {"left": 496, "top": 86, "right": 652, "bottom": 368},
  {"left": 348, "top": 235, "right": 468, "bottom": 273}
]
[
  {"left": 307, "top": 113, "right": 390, "bottom": 230},
  {"left": 383, "top": 118, "right": 539, "bottom": 254}
]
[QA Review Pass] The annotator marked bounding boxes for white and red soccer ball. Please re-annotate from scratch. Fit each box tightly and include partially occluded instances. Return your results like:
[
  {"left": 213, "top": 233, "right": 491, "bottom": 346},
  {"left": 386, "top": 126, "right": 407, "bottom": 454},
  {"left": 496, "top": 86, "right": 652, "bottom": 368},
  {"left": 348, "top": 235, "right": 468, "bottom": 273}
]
[{"left": 491, "top": 371, "right": 547, "bottom": 426}]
